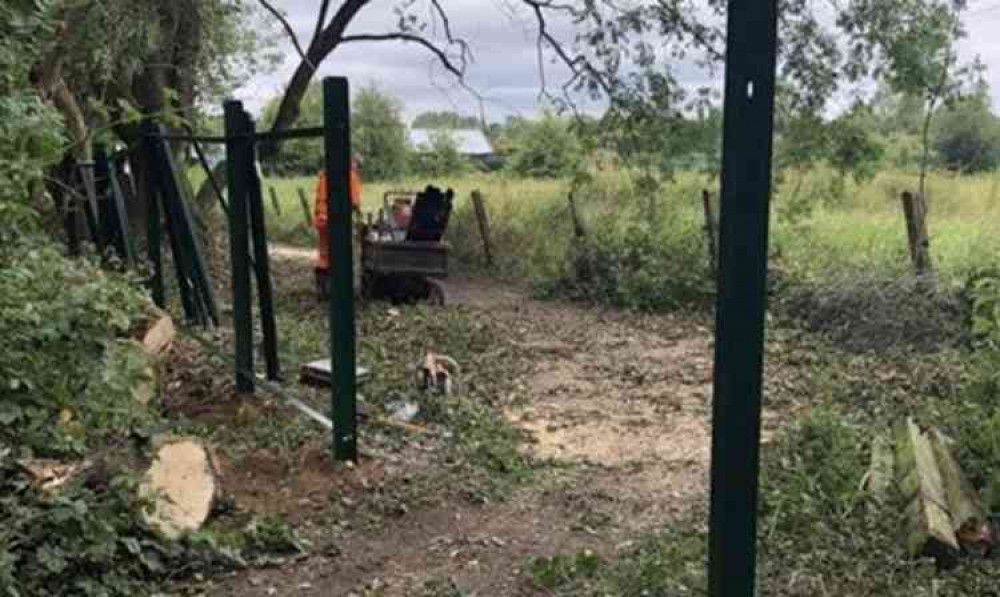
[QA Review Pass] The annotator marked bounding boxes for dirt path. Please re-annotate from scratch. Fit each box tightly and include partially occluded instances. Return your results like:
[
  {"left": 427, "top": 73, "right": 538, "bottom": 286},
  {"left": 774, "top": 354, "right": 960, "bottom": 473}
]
[
  {"left": 210, "top": 250, "right": 721, "bottom": 596},
  {"left": 269, "top": 244, "right": 316, "bottom": 262}
]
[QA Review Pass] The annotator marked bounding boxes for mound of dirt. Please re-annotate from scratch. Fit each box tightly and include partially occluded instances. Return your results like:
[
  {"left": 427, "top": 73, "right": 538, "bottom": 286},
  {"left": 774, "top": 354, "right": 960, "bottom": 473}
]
[{"left": 779, "top": 274, "right": 968, "bottom": 352}]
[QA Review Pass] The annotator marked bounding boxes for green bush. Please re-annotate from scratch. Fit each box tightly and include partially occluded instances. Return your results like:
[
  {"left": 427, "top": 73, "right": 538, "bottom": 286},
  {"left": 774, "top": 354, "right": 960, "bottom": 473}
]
[
  {"left": 539, "top": 183, "right": 713, "bottom": 312},
  {"left": 761, "top": 408, "right": 868, "bottom": 534},
  {"left": 409, "top": 130, "right": 472, "bottom": 178},
  {"left": 933, "top": 95, "right": 1000, "bottom": 173},
  {"left": 0, "top": 241, "right": 153, "bottom": 458},
  {"left": 507, "top": 113, "right": 583, "bottom": 179},
  {"left": 968, "top": 270, "right": 1000, "bottom": 348},
  {"left": 0, "top": 1, "right": 65, "bottom": 239}
]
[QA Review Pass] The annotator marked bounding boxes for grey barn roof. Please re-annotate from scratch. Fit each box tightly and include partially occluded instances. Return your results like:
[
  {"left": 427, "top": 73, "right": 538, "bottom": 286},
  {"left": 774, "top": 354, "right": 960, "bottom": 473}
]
[{"left": 408, "top": 128, "right": 493, "bottom": 155}]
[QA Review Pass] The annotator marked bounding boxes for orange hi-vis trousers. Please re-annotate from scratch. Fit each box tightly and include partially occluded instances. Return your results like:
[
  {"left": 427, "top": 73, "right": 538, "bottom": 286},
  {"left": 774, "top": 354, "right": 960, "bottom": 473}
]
[{"left": 313, "top": 166, "right": 362, "bottom": 271}]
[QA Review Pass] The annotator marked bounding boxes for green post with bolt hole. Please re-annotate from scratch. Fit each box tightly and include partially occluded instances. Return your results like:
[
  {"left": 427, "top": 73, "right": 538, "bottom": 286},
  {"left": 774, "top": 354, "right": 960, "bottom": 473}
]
[
  {"left": 323, "top": 76, "right": 358, "bottom": 462},
  {"left": 707, "top": 0, "right": 779, "bottom": 596}
]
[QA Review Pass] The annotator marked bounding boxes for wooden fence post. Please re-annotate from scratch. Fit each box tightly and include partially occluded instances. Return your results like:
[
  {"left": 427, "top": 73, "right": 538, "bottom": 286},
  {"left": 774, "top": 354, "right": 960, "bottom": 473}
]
[
  {"left": 470, "top": 190, "right": 494, "bottom": 268},
  {"left": 297, "top": 187, "right": 313, "bottom": 226},
  {"left": 702, "top": 189, "right": 720, "bottom": 274},
  {"left": 268, "top": 186, "right": 282, "bottom": 215},
  {"left": 901, "top": 191, "right": 933, "bottom": 274}
]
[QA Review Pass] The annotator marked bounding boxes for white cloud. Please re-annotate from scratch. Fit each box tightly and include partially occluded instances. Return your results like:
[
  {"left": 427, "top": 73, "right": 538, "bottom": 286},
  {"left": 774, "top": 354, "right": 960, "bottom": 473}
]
[{"left": 235, "top": 1, "right": 1000, "bottom": 121}]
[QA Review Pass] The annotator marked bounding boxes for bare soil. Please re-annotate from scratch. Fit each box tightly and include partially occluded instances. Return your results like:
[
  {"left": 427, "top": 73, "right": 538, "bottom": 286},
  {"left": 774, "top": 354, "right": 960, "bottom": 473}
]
[{"left": 185, "top": 253, "right": 754, "bottom": 596}]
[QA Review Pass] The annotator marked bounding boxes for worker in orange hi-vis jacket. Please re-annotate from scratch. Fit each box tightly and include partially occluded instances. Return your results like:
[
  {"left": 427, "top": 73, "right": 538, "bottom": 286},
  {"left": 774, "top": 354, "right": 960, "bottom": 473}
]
[{"left": 313, "top": 156, "right": 363, "bottom": 299}]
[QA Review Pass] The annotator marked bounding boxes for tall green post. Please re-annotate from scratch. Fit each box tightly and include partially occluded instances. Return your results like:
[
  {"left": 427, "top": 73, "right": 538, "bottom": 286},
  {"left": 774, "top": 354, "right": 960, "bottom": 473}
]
[
  {"left": 323, "top": 77, "right": 358, "bottom": 461},
  {"left": 245, "top": 113, "right": 281, "bottom": 381},
  {"left": 140, "top": 121, "right": 165, "bottom": 308},
  {"left": 707, "top": 1, "right": 779, "bottom": 596},
  {"left": 224, "top": 100, "right": 255, "bottom": 394}
]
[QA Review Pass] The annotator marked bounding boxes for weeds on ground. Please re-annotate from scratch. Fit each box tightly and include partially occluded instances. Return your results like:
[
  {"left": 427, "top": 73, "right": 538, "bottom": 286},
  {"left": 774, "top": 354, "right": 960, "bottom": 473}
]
[
  {"left": 179, "top": 253, "right": 533, "bottom": 508},
  {"left": 529, "top": 550, "right": 602, "bottom": 591}
]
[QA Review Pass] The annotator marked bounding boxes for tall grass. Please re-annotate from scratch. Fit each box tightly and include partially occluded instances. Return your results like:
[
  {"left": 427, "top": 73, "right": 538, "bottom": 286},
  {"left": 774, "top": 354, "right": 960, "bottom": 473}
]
[
  {"left": 773, "top": 168, "right": 1000, "bottom": 282},
  {"left": 192, "top": 164, "right": 1000, "bottom": 308}
]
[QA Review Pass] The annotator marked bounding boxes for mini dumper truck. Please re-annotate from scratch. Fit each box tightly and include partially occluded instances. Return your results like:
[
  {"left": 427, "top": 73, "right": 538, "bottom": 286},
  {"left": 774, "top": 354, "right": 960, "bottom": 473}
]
[{"left": 316, "top": 187, "right": 453, "bottom": 305}]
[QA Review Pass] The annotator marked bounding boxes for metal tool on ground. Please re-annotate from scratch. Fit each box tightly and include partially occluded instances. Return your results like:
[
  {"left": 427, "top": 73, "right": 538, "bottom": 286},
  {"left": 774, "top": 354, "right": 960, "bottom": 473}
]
[
  {"left": 416, "top": 351, "right": 459, "bottom": 396},
  {"left": 300, "top": 359, "right": 371, "bottom": 387}
]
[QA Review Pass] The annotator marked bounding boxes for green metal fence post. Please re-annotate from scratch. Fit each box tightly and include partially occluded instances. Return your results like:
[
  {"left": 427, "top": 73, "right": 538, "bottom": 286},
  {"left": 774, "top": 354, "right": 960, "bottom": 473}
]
[
  {"left": 323, "top": 76, "right": 358, "bottom": 461},
  {"left": 141, "top": 121, "right": 165, "bottom": 308},
  {"left": 224, "top": 100, "right": 255, "bottom": 394},
  {"left": 108, "top": 158, "right": 135, "bottom": 267},
  {"left": 154, "top": 123, "right": 219, "bottom": 325},
  {"left": 245, "top": 113, "right": 281, "bottom": 381},
  {"left": 148, "top": 130, "right": 202, "bottom": 324},
  {"left": 707, "top": 2, "right": 779, "bottom": 597}
]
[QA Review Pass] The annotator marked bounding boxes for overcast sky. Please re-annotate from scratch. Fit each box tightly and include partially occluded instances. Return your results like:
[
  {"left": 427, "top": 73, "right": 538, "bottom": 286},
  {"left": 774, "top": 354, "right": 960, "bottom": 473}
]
[{"left": 235, "top": 0, "right": 1000, "bottom": 123}]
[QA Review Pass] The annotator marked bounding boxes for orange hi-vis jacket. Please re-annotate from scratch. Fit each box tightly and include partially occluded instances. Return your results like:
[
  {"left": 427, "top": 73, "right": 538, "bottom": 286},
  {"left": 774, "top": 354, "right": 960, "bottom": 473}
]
[{"left": 313, "top": 164, "right": 362, "bottom": 270}]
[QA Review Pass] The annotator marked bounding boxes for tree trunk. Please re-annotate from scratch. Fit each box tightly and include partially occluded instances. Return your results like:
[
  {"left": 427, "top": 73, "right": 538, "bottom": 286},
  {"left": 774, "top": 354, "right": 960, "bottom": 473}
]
[
  {"left": 918, "top": 100, "right": 935, "bottom": 200},
  {"left": 260, "top": 0, "right": 368, "bottom": 158}
]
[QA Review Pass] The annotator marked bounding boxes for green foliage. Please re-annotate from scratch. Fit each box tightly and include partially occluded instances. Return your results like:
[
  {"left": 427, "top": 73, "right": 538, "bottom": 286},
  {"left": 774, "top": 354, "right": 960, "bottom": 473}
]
[
  {"left": 535, "top": 179, "right": 713, "bottom": 312},
  {"left": 0, "top": 470, "right": 164, "bottom": 597},
  {"left": 0, "top": 460, "right": 309, "bottom": 596},
  {"left": 828, "top": 112, "right": 886, "bottom": 185},
  {"left": 933, "top": 93, "right": 1000, "bottom": 173},
  {"left": 506, "top": 112, "right": 583, "bottom": 179},
  {"left": 762, "top": 409, "right": 868, "bottom": 533},
  {"left": 195, "top": 1, "right": 282, "bottom": 104},
  {"left": 241, "top": 515, "right": 309, "bottom": 557},
  {"left": 595, "top": 77, "right": 722, "bottom": 184},
  {"left": 969, "top": 271, "right": 1000, "bottom": 348},
  {"left": 0, "top": 0, "right": 65, "bottom": 237},
  {"left": 775, "top": 107, "right": 884, "bottom": 218},
  {"left": 259, "top": 84, "right": 324, "bottom": 175},
  {"left": 353, "top": 84, "right": 410, "bottom": 180},
  {"left": 869, "top": 87, "right": 930, "bottom": 136},
  {"left": 840, "top": 0, "right": 967, "bottom": 98},
  {"left": 410, "top": 130, "right": 471, "bottom": 178},
  {"left": 0, "top": 241, "right": 153, "bottom": 458},
  {"left": 592, "top": 528, "right": 706, "bottom": 596},
  {"left": 562, "top": 221, "right": 712, "bottom": 311}
]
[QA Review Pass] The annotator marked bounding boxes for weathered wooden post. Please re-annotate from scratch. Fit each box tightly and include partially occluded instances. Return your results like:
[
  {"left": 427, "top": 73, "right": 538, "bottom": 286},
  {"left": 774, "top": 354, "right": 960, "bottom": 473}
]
[
  {"left": 901, "top": 191, "right": 933, "bottom": 274},
  {"left": 268, "top": 186, "right": 283, "bottom": 216},
  {"left": 297, "top": 187, "right": 313, "bottom": 227},
  {"left": 324, "top": 76, "right": 358, "bottom": 462},
  {"left": 708, "top": 0, "right": 779, "bottom": 595},
  {"left": 702, "top": 189, "right": 720, "bottom": 275},
  {"left": 470, "top": 190, "right": 495, "bottom": 268}
]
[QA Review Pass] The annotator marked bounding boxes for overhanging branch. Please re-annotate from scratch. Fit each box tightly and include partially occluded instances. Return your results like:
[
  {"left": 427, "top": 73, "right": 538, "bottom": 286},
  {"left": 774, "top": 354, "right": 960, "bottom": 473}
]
[
  {"left": 340, "top": 33, "right": 467, "bottom": 79},
  {"left": 257, "top": 0, "right": 315, "bottom": 71}
]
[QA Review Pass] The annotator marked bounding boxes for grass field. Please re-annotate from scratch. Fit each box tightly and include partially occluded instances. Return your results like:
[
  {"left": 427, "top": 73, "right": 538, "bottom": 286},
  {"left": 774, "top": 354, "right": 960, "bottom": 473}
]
[{"left": 196, "top": 165, "right": 1000, "bottom": 300}]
